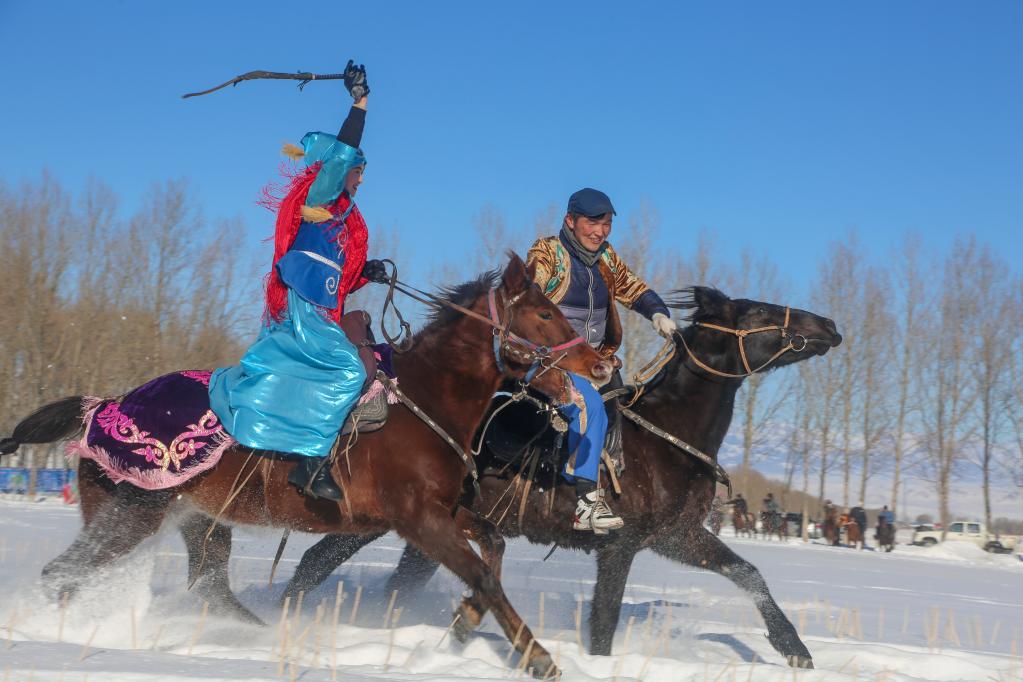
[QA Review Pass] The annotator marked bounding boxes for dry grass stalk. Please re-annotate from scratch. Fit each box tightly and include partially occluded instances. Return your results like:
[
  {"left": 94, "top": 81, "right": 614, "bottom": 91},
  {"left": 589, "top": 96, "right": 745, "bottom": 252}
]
[
  {"left": 622, "top": 615, "right": 637, "bottom": 651},
  {"left": 348, "top": 585, "right": 363, "bottom": 625},
  {"left": 435, "top": 613, "right": 461, "bottom": 650},
  {"left": 834, "top": 609, "right": 848, "bottom": 639},
  {"left": 636, "top": 616, "right": 670, "bottom": 681},
  {"left": 383, "top": 589, "right": 399, "bottom": 628},
  {"left": 272, "top": 595, "right": 291, "bottom": 660},
  {"left": 853, "top": 608, "right": 863, "bottom": 639},
  {"left": 186, "top": 601, "right": 209, "bottom": 655},
  {"left": 945, "top": 609, "right": 961, "bottom": 648},
  {"left": 972, "top": 616, "right": 982, "bottom": 649},
  {"left": 130, "top": 606, "right": 137, "bottom": 650},
  {"left": 575, "top": 596, "right": 585, "bottom": 655},
  {"left": 78, "top": 624, "right": 99, "bottom": 662},
  {"left": 712, "top": 661, "right": 736, "bottom": 681},
  {"left": 293, "top": 590, "right": 305, "bottom": 631},
  {"left": 311, "top": 602, "right": 325, "bottom": 668},
  {"left": 837, "top": 655, "right": 857, "bottom": 674},
  {"left": 277, "top": 615, "right": 291, "bottom": 677},
  {"left": 402, "top": 640, "right": 422, "bottom": 669},
  {"left": 797, "top": 605, "right": 807, "bottom": 635},
  {"left": 990, "top": 620, "right": 1001, "bottom": 646},
  {"left": 58, "top": 593, "right": 69, "bottom": 643},
  {"left": 505, "top": 621, "right": 526, "bottom": 666},
  {"left": 538, "top": 592, "right": 545, "bottom": 638},
  {"left": 330, "top": 582, "right": 344, "bottom": 679}
]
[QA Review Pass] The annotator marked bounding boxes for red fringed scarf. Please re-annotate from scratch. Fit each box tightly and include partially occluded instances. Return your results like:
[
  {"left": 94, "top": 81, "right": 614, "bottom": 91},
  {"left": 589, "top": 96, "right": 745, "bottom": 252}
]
[{"left": 260, "top": 164, "right": 369, "bottom": 325}]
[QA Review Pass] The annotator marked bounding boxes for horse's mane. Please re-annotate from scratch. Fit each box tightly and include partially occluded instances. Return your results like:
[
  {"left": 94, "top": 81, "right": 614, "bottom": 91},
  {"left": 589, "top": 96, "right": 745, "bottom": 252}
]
[
  {"left": 664, "top": 286, "right": 729, "bottom": 323},
  {"left": 413, "top": 269, "right": 501, "bottom": 339}
]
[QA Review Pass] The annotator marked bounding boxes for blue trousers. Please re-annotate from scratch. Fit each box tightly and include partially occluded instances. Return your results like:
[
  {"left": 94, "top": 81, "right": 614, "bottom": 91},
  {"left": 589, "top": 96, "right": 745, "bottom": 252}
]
[{"left": 559, "top": 373, "right": 608, "bottom": 484}]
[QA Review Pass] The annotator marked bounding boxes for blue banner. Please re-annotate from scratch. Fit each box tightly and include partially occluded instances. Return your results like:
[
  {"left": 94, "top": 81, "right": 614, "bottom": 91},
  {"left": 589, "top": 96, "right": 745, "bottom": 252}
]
[{"left": 0, "top": 468, "right": 76, "bottom": 493}]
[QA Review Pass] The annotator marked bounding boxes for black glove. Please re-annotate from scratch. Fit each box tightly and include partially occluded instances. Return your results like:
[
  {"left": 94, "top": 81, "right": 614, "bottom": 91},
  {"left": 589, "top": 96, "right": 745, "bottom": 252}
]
[
  {"left": 343, "top": 60, "right": 370, "bottom": 101},
  {"left": 362, "top": 259, "right": 389, "bottom": 284}
]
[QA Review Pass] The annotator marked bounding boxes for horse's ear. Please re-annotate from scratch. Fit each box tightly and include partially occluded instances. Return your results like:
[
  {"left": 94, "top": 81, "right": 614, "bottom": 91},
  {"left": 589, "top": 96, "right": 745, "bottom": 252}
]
[{"left": 501, "top": 252, "right": 529, "bottom": 294}]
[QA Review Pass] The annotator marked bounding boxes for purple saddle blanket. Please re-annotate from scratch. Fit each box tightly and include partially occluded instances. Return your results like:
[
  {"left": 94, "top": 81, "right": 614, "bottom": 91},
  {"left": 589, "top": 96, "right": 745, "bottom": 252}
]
[
  {"left": 67, "top": 370, "right": 234, "bottom": 490},
  {"left": 67, "top": 346, "right": 397, "bottom": 490}
]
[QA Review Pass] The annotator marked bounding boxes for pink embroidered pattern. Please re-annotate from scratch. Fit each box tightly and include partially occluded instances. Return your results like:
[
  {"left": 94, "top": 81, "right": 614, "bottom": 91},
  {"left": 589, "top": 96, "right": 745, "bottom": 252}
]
[
  {"left": 180, "top": 370, "right": 213, "bottom": 386},
  {"left": 93, "top": 402, "right": 224, "bottom": 472}
]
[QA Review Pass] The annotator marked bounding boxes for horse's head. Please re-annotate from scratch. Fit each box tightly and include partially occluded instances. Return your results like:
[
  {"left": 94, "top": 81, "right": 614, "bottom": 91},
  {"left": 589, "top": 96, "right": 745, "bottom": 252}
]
[
  {"left": 668, "top": 286, "right": 842, "bottom": 377},
  {"left": 494, "top": 254, "right": 612, "bottom": 399}
]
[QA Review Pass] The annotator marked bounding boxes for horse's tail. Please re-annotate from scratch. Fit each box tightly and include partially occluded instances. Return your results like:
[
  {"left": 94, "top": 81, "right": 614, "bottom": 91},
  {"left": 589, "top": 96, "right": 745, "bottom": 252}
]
[{"left": 1, "top": 396, "right": 85, "bottom": 457}]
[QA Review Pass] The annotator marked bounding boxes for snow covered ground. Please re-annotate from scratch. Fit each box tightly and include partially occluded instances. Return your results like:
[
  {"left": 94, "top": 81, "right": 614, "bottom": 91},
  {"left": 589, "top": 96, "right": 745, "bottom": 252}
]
[{"left": 1, "top": 495, "right": 1021, "bottom": 681}]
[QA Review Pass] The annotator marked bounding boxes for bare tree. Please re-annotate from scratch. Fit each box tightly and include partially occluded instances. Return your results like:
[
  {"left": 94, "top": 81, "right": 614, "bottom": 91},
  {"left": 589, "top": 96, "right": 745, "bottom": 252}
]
[
  {"left": 856, "top": 268, "right": 894, "bottom": 504},
  {"left": 918, "top": 239, "right": 981, "bottom": 537},
  {"left": 968, "top": 245, "right": 1018, "bottom": 531},
  {"left": 889, "top": 236, "right": 925, "bottom": 519}
]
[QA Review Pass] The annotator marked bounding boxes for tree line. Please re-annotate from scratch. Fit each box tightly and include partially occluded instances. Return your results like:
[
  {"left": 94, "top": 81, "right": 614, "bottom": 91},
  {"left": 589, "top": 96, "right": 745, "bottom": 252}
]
[{"left": 2, "top": 175, "right": 1021, "bottom": 537}]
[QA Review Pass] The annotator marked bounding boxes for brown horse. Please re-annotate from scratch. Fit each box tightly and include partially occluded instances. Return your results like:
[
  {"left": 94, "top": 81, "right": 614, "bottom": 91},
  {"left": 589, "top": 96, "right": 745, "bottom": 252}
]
[
  {"left": 278, "top": 287, "right": 841, "bottom": 669},
  {"left": 732, "top": 506, "right": 757, "bottom": 538},
  {"left": 1, "top": 255, "right": 609, "bottom": 679},
  {"left": 842, "top": 516, "right": 864, "bottom": 549},
  {"left": 822, "top": 506, "right": 840, "bottom": 546}
]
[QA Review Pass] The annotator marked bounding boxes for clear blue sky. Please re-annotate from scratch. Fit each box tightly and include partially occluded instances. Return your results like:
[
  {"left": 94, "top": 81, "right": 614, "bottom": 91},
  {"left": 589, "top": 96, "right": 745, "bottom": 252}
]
[{"left": 2, "top": 1, "right": 1021, "bottom": 303}]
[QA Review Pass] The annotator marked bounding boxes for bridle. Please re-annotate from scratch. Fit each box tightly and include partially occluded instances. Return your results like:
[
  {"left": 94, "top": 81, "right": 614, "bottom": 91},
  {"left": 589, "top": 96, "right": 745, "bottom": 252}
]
[
  {"left": 679, "top": 306, "right": 808, "bottom": 379},
  {"left": 487, "top": 288, "right": 585, "bottom": 385},
  {"left": 378, "top": 260, "right": 585, "bottom": 388}
]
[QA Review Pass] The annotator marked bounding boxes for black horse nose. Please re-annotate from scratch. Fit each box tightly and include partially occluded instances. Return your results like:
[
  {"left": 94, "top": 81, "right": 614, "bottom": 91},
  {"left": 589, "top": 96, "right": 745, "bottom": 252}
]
[{"left": 823, "top": 318, "right": 839, "bottom": 336}]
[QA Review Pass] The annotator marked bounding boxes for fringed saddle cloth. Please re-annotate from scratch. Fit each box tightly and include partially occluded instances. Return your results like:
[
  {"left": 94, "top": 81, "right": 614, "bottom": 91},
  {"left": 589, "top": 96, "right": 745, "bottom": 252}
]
[
  {"left": 67, "top": 370, "right": 234, "bottom": 490},
  {"left": 68, "top": 360, "right": 399, "bottom": 491}
]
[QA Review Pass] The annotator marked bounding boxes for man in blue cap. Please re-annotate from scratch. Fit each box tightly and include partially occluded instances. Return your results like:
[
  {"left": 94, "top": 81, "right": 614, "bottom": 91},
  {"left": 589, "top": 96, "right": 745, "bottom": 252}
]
[{"left": 527, "top": 188, "right": 676, "bottom": 533}]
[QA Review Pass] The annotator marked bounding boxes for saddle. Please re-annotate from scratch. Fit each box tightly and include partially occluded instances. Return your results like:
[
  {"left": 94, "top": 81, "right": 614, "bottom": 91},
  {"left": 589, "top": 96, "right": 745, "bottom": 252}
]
[
  {"left": 337, "top": 311, "right": 390, "bottom": 437},
  {"left": 480, "top": 381, "right": 622, "bottom": 484}
]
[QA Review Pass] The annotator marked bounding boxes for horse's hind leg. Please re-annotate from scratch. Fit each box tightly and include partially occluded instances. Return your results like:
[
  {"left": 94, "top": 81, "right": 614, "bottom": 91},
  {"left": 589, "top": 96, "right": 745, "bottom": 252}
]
[
  {"left": 385, "top": 543, "right": 441, "bottom": 595},
  {"left": 178, "top": 514, "right": 264, "bottom": 625},
  {"left": 42, "top": 481, "right": 172, "bottom": 601},
  {"left": 653, "top": 525, "right": 813, "bottom": 669},
  {"left": 283, "top": 532, "right": 383, "bottom": 603},
  {"left": 398, "top": 505, "right": 557, "bottom": 679}
]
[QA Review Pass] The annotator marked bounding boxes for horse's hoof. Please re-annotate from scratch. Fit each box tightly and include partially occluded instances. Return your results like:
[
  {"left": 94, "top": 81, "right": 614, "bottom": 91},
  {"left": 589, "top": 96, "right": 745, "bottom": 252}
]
[
  {"left": 528, "top": 650, "right": 559, "bottom": 679},
  {"left": 786, "top": 655, "right": 814, "bottom": 669},
  {"left": 452, "top": 601, "right": 483, "bottom": 643}
]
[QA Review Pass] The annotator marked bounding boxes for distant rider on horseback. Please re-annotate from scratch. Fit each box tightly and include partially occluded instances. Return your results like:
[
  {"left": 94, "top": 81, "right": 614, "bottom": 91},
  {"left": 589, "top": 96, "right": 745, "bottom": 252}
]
[
  {"left": 527, "top": 188, "right": 676, "bottom": 533},
  {"left": 209, "top": 60, "right": 388, "bottom": 501}
]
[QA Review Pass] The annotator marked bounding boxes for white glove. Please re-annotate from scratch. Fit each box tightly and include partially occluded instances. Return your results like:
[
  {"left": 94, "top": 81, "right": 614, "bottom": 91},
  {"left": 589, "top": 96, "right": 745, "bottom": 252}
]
[{"left": 651, "top": 312, "right": 677, "bottom": 338}]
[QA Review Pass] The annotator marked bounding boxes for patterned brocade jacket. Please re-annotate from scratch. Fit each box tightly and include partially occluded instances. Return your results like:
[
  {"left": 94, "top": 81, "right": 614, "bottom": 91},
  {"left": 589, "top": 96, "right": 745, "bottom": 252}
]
[{"left": 527, "top": 235, "right": 669, "bottom": 359}]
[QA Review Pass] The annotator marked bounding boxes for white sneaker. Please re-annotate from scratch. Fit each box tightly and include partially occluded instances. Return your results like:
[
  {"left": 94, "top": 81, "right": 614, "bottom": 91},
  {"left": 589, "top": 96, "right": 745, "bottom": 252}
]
[{"left": 573, "top": 491, "right": 624, "bottom": 533}]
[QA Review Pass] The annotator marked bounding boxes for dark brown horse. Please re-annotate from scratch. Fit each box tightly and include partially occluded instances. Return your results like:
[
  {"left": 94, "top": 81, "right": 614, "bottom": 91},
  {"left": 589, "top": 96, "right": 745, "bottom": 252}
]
[
  {"left": 279, "top": 287, "right": 841, "bottom": 669},
  {"left": 1, "top": 255, "right": 609, "bottom": 679},
  {"left": 731, "top": 506, "right": 756, "bottom": 538},
  {"left": 875, "top": 520, "right": 896, "bottom": 552},
  {"left": 760, "top": 511, "right": 789, "bottom": 541}
]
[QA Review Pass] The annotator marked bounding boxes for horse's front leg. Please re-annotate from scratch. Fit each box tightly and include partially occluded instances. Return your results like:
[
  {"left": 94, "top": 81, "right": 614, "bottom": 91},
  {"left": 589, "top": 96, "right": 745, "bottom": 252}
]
[
  {"left": 652, "top": 525, "right": 813, "bottom": 669},
  {"left": 397, "top": 503, "right": 557, "bottom": 679},
  {"left": 589, "top": 537, "right": 642, "bottom": 655},
  {"left": 451, "top": 507, "right": 506, "bottom": 641}
]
